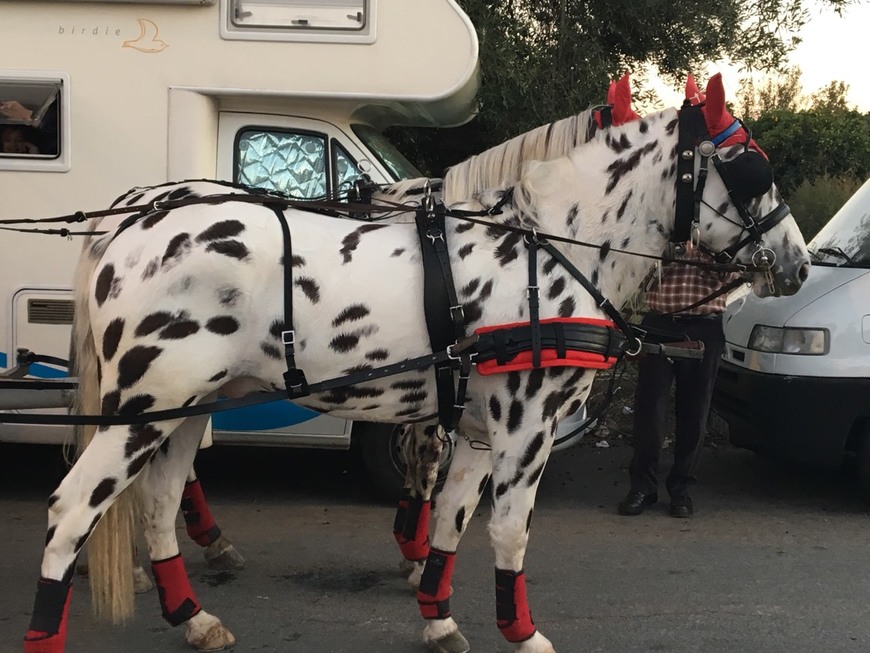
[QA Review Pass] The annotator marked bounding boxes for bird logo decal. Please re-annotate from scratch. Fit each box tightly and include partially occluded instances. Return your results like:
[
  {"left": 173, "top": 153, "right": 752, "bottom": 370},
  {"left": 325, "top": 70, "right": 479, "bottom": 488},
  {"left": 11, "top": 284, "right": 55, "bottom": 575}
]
[{"left": 123, "top": 18, "right": 169, "bottom": 53}]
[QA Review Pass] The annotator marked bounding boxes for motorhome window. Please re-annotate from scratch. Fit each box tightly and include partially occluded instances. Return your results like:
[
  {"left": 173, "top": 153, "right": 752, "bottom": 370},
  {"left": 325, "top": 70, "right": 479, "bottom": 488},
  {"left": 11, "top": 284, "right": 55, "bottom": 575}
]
[
  {"left": 351, "top": 124, "right": 421, "bottom": 181},
  {"left": 235, "top": 128, "right": 330, "bottom": 199},
  {"left": 0, "top": 79, "right": 61, "bottom": 160},
  {"left": 223, "top": 0, "right": 373, "bottom": 43},
  {"left": 332, "top": 141, "right": 363, "bottom": 197}
]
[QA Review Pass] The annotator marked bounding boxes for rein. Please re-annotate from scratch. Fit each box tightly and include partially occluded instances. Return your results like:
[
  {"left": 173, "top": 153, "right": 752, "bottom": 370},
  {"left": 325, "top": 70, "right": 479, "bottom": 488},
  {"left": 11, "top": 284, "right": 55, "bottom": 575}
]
[{"left": 0, "top": 190, "right": 767, "bottom": 277}]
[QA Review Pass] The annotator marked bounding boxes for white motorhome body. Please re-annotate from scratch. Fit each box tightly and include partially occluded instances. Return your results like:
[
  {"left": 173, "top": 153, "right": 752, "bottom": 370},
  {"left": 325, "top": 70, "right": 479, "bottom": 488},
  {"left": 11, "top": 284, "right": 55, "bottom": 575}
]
[
  {"left": 0, "top": 0, "right": 478, "bottom": 493},
  {"left": 712, "top": 177, "right": 870, "bottom": 475}
]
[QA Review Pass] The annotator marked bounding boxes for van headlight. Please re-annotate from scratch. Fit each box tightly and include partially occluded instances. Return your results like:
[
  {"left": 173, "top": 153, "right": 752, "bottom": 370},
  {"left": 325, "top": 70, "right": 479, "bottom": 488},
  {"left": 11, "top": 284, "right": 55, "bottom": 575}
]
[{"left": 748, "top": 325, "right": 828, "bottom": 355}]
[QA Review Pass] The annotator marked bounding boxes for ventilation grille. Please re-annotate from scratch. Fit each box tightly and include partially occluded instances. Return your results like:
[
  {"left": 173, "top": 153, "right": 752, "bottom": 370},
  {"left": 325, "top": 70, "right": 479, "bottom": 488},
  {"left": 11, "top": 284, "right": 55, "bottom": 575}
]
[{"left": 28, "top": 299, "right": 74, "bottom": 325}]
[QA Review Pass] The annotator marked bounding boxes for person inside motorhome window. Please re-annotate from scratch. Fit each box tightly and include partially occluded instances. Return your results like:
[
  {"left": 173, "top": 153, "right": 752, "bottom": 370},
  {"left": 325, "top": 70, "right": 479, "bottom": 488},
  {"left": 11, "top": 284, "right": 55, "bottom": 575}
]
[
  {"left": 0, "top": 99, "right": 59, "bottom": 156},
  {"left": 0, "top": 124, "right": 40, "bottom": 154}
]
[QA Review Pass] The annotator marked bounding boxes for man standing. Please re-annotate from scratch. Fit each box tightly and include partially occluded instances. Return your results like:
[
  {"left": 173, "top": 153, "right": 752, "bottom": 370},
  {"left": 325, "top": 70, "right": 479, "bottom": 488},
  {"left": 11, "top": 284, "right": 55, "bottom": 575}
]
[{"left": 617, "top": 253, "right": 736, "bottom": 518}]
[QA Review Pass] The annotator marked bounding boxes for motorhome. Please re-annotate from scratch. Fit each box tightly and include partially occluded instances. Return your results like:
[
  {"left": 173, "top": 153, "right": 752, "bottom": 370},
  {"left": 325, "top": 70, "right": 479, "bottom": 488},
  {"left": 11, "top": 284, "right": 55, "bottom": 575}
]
[
  {"left": 712, "top": 177, "right": 870, "bottom": 494},
  {"left": 0, "top": 0, "right": 479, "bottom": 494}
]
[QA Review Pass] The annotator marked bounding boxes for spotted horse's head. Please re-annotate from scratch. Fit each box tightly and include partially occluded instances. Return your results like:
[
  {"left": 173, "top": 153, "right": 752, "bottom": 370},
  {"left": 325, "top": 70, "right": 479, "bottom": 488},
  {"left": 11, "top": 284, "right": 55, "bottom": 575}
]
[{"left": 674, "top": 73, "right": 810, "bottom": 297}]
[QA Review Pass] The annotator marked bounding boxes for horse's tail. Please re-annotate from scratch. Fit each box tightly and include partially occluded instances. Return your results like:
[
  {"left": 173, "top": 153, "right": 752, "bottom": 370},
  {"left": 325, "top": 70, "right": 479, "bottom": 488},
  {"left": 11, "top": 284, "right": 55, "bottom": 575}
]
[{"left": 72, "top": 232, "right": 136, "bottom": 623}]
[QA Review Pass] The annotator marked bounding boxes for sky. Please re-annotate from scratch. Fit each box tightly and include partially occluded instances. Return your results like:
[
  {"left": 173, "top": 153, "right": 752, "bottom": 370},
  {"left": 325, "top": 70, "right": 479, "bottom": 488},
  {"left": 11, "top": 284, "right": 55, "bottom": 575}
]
[{"left": 654, "top": 1, "right": 870, "bottom": 112}]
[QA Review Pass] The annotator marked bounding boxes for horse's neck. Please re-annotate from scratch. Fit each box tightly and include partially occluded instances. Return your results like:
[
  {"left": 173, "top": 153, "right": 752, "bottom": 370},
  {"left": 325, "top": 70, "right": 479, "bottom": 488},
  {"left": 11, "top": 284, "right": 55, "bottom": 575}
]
[{"left": 528, "top": 126, "right": 678, "bottom": 310}]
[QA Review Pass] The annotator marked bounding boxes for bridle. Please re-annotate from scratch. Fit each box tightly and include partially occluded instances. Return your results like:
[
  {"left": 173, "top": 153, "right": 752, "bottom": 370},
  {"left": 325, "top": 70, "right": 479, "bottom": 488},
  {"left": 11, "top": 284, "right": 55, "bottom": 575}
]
[{"left": 672, "top": 101, "right": 791, "bottom": 284}]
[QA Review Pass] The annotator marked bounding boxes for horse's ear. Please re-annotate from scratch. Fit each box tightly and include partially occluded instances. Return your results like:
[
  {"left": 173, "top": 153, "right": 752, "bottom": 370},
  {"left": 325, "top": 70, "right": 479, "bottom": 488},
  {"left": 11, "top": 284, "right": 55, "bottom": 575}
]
[
  {"left": 610, "top": 72, "right": 640, "bottom": 125},
  {"left": 685, "top": 73, "right": 705, "bottom": 105},
  {"left": 701, "top": 72, "right": 735, "bottom": 137}
]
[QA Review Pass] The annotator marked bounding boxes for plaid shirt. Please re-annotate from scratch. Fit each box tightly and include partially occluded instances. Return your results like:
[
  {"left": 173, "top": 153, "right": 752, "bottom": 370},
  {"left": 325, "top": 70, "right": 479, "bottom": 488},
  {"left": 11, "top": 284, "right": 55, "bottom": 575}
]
[{"left": 645, "top": 251, "right": 739, "bottom": 316}]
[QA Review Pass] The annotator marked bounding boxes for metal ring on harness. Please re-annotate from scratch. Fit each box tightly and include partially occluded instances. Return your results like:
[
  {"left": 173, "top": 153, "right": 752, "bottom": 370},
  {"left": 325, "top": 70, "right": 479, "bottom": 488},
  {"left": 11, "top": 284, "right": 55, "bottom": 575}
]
[
  {"left": 751, "top": 246, "right": 776, "bottom": 268},
  {"left": 624, "top": 336, "right": 643, "bottom": 357}
]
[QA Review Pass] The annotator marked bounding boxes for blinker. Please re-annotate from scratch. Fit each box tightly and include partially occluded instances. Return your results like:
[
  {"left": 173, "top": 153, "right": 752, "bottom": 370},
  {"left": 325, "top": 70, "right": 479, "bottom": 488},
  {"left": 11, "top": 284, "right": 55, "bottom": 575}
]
[{"left": 720, "top": 150, "right": 773, "bottom": 201}]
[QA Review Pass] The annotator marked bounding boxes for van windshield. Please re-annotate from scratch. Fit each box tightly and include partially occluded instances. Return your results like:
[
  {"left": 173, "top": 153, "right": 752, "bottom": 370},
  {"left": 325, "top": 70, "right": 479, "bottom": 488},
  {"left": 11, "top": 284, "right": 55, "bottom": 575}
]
[{"left": 808, "top": 178, "right": 870, "bottom": 268}]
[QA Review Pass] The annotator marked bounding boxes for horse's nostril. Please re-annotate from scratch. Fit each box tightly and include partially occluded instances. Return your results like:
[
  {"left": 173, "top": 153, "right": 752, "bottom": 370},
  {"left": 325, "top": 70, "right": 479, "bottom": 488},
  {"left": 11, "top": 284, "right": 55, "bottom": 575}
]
[{"left": 799, "top": 261, "right": 810, "bottom": 282}]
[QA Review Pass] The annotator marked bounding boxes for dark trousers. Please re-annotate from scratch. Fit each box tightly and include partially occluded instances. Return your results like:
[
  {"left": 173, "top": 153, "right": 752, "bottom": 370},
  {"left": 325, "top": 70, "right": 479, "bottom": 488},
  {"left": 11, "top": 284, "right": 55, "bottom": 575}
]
[{"left": 628, "top": 312, "right": 726, "bottom": 499}]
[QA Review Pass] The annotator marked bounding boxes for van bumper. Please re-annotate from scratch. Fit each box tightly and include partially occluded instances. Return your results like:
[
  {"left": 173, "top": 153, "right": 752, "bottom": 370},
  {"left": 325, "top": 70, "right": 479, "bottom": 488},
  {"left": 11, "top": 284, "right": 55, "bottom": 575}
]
[{"left": 712, "top": 360, "right": 870, "bottom": 470}]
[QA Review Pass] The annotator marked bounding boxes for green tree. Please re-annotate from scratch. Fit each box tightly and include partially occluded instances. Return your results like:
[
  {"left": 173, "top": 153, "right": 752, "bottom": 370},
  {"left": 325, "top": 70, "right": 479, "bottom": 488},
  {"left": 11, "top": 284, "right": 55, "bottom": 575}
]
[
  {"left": 388, "top": 0, "right": 855, "bottom": 176},
  {"left": 748, "top": 109, "right": 870, "bottom": 195}
]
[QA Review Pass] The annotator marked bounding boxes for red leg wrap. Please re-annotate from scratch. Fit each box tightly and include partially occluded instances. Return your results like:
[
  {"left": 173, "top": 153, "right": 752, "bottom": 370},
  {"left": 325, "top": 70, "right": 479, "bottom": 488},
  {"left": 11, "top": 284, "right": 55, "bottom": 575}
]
[
  {"left": 394, "top": 496, "right": 431, "bottom": 562},
  {"left": 181, "top": 480, "right": 222, "bottom": 547},
  {"left": 495, "top": 568, "right": 536, "bottom": 642},
  {"left": 416, "top": 548, "right": 456, "bottom": 620},
  {"left": 23, "top": 579, "right": 72, "bottom": 653},
  {"left": 151, "top": 554, "right": 202, "bottom": 627}
]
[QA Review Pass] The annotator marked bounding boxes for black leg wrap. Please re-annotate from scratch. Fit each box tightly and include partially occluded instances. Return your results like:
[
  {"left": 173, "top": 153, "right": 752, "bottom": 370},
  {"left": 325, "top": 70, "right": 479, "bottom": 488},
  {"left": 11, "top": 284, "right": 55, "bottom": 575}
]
[
  {"left": 393, "top": 490, "right": 411, "bottom": 534},
  {"left": 402, "top": 495, "right": 425, "bottom": 541},
  {"left": 161, "top": 597, "right": 200, "bottom": 627},
  {"left": 29, "top": 578, "right": 71, "bottom": 635},
  {"left": 201, "top": 524, "right": 223, "bottom": 545}
]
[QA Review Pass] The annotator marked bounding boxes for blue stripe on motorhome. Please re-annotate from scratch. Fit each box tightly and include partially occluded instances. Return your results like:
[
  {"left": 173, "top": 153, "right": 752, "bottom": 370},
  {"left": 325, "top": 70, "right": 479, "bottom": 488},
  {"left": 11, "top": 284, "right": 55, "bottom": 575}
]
[
  {"left": 212, "top": 402, "right": 319, "bottom": 430},
  {"left": 0, "top": 352, "right": 66, "bottom": 378},
  {"left": 0, "top": 351, "right": 318, "bottom": 431}
]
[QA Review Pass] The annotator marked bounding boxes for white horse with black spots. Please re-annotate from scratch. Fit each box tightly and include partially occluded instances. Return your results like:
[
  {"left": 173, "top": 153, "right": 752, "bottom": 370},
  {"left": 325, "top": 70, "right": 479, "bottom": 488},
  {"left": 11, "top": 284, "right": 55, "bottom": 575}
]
[
  {"left": 75, "top": 73, "right": 641, "bottom": 602},
  {"left": 23, "top": 73, "right": 810, "bottom": 653}
]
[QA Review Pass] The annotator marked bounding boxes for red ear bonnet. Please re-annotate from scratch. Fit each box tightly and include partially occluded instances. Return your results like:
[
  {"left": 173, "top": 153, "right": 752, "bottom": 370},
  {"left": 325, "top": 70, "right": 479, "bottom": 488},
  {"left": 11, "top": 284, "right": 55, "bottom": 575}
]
[
  {"left": 684, "top": 73, "right": 705, "bottom": 105},
  {"left": 689, "top": 73, "right": 764, "bottom": 155},
  {"left": 608, "top": 72, "right": 640, "bottom": 126}
]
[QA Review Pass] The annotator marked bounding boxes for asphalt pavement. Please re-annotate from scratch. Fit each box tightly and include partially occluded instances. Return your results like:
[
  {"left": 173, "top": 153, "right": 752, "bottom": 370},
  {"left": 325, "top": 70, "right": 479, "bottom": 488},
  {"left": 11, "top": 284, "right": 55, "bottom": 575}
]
[{"left": 2, "top": 437, "right": 870, "bottom": 653}]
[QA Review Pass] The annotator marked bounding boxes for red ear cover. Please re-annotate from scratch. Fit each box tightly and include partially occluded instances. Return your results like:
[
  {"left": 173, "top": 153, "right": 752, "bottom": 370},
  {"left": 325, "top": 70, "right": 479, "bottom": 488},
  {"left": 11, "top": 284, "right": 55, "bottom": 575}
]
[
  {"left": 685, "top": 73, "right": 706, "bottom": 105},
  {"left": 608, "top": 72, "right": 640, "bottom": 125},
  {"left": 702, "top": 72, "right": 733, "bottom": 136}
]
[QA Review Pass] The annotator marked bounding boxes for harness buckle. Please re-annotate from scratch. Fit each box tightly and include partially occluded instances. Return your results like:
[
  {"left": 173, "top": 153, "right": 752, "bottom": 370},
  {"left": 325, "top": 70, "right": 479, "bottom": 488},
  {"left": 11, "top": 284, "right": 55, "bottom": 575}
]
[
  {"left": 449, "top": 304, "right": 465, "bottom": 320},
  {"left": 281, "top": 330, "right": 296, "bottom": 346},
  {"left": 447, "top": 341, "right": 477, "bottom": 362},
  {"left": 690, "top": 222, "right": 701, "bottom": 251},
  {"left": 527, "top": 285, "right": 540, "bottom": 299},
  {"left": 427, "top": 229, "right": 444, "bottom": 243},
  {"left": 152, "top": 200, "right": 166, "bottom": 211}
]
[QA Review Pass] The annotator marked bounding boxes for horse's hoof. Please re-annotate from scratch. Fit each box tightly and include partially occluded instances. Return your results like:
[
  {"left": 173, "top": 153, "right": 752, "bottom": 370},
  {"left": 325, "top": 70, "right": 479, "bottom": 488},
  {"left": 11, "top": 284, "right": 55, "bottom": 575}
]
[
  {"left": 185, "top": 611, "right": 236, "bottom": 651},
  {"left": 516, "top": 631, "right": 556, "bottom": 653},
  {"left": 133, "top": 566, "right": 154, "bottom": 593},
  {"left": 424, "top": 619, "right": 470, "bottom": 653},
  {"left": 425, "top": 631, "right": 470, "bottom": 653},
  {"left": 204, "top": 536, "right": 245, "bottom": 570}
]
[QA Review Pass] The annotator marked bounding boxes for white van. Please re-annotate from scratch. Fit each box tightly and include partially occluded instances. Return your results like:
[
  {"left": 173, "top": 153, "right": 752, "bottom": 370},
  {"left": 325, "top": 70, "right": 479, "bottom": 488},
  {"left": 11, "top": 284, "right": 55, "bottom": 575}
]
[
  {"left": 712, "top": 177, "right": 870, "bottom": 488},
  {"left": 0, "top": 0, "right": 480, "bottom": 495}
]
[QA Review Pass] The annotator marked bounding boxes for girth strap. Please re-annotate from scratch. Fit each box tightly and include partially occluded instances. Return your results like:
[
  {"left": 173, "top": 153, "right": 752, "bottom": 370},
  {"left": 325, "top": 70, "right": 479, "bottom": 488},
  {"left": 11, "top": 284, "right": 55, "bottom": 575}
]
[
  {"left": 414, "top": 200, "right": 468, "bottom": 431},
  {"left": 266, "top": 203, "right": 309, "bottom": 398},
  {"left": 525, "top": 236, "right": 543, "bottom": 367}
]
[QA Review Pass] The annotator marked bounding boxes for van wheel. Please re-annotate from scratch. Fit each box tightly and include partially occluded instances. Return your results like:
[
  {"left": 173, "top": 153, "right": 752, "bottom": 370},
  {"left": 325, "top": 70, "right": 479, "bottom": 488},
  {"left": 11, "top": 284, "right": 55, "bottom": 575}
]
[{"left": 353, "top": 422, "right": 455, "bottom": 501}]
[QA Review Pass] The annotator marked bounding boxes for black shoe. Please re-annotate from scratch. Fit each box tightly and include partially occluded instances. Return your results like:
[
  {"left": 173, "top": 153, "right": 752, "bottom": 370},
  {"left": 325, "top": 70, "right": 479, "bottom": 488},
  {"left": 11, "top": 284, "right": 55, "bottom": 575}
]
[
  {"left": 670, "top": 496, "right": 694, "bottom": 518},
  {"left": 618, "top": 491, "right": 658, "bottom": 516}
]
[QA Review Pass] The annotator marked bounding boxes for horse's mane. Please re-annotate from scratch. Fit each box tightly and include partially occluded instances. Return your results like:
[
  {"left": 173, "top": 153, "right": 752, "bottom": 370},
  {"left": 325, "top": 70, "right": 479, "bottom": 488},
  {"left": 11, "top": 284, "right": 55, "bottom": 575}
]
[
  {"left": 442, "top": 108, "right": 598, "bottom": 204},
  {"left": 380, "top": 108, "right": 598, "bottom": 205}
]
